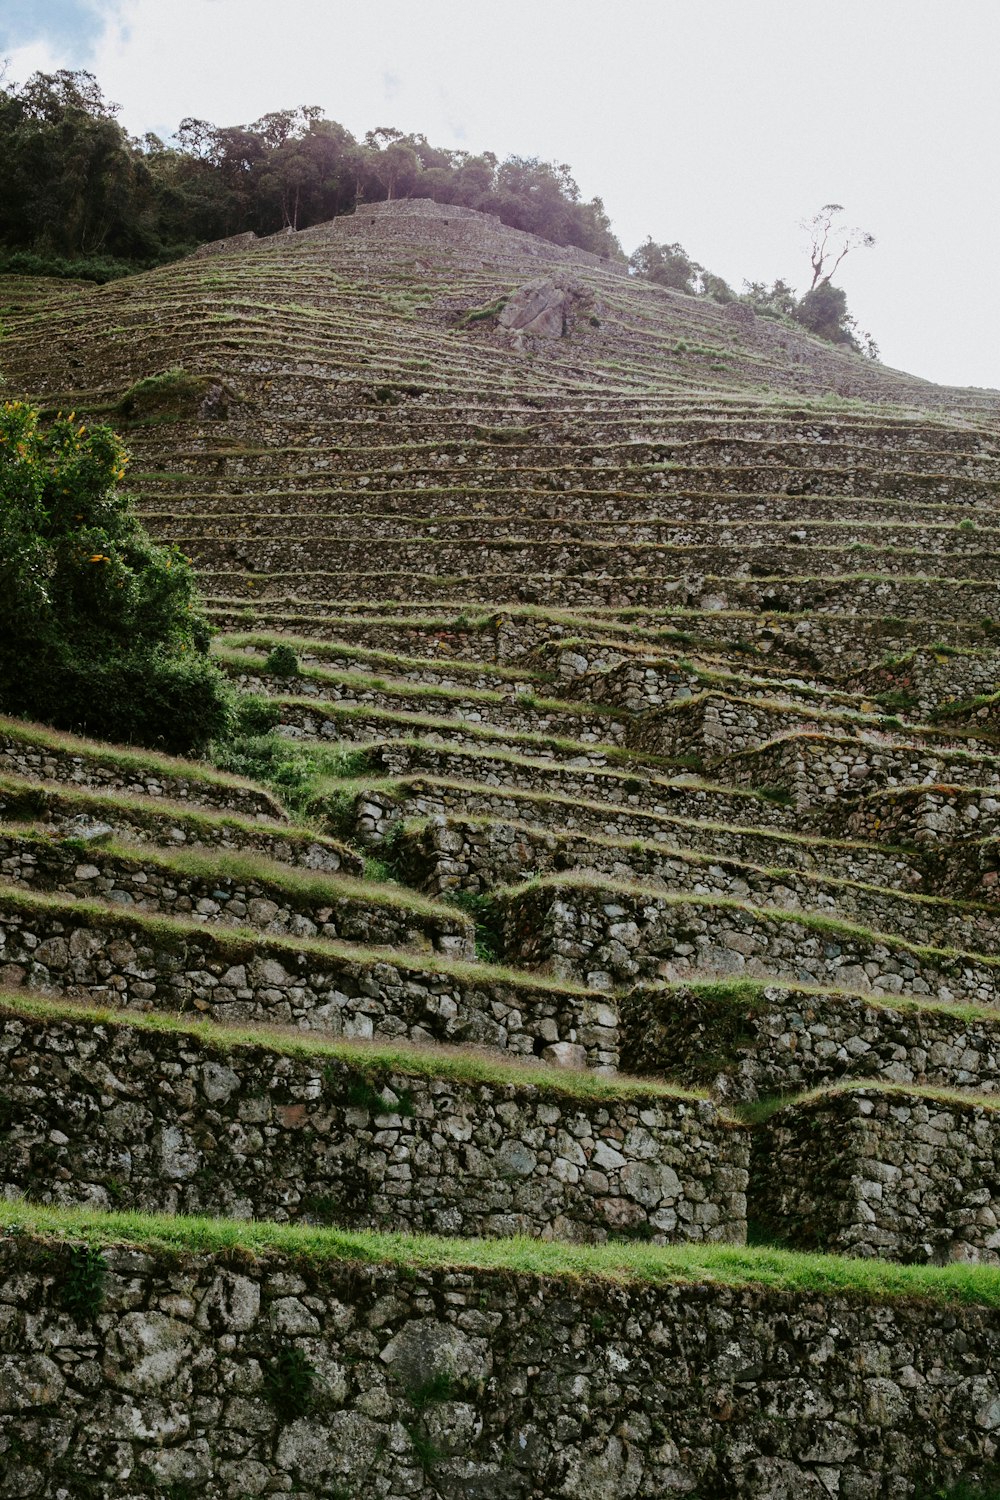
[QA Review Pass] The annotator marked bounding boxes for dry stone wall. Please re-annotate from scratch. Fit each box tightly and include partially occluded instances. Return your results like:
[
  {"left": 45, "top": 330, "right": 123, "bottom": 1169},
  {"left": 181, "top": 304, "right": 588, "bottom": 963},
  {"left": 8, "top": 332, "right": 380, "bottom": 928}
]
[
  {"left": 0, "top": 832, "right": 473, "bottom": 957},
  {"left": 0, "top": 777, "right": 360, "bottom": 874},
  {"left": 0, "top": 1006, "right": 747, "bottom": 1244},
  {"left": 0, "top": 729, "right": 281, "bottom": 820},
  {"left": 621, "top": 982, "right": 1000, "bottom": 1101},
  {"left": 755, "top": 1086, "right": 1000, "bottom": 1263},
  {"left": 401, "top": 811, "right": 922, "bottom": 899},
  {"left": 500, "top": 881, "right": 1000, "bottom": 1004},
  {"left": 724, "top": 732, "right": 1000, "bottom": 812},
  {"left": 495, "top": 858, "right": 1000, "bottom": 955},
  {"left": 0, "top": 893, "right": 619, "bottom": 1067},
  {"left": 3, "top": 1236, "right": 1000, "bottom": 1498}
]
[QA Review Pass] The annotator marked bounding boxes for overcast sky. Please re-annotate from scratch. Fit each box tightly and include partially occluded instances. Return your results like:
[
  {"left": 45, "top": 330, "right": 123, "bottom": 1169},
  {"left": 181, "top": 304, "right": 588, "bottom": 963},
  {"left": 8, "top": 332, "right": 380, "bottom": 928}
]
[{"left": 4, "top": 0, "right": 997, "bottom": 391}]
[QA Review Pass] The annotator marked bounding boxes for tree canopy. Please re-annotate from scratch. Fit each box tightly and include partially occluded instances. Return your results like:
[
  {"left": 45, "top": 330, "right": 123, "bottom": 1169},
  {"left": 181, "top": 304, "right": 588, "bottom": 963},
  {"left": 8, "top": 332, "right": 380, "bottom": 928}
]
[
  {"left": 0, "top": 69, "right": 622, "bottom": 276},
  {"left": 629, "top": 205, "right": 878, "bottom": 359}
]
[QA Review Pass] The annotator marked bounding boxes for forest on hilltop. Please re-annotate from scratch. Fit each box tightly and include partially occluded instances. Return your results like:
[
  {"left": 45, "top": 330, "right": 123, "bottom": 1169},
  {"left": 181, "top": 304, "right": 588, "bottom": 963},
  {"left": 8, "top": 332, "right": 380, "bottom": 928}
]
[
  {"left": 0, "top": 68, "right": 621, "bottom": 276},
  {"left": 0, "top": 67, "right": 877, "bottom": 355}
]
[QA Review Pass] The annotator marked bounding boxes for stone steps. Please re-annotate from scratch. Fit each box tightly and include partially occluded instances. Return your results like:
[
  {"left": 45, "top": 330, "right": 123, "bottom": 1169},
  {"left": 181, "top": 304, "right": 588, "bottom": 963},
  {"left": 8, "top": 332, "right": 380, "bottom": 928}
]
[{"left": 5, "top": 198, "right": 1000, "bottom": 1491}]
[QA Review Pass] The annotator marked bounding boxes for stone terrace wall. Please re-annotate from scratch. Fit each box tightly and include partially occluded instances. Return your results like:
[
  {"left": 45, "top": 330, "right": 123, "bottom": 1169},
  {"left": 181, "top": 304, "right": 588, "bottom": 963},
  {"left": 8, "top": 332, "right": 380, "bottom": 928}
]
[
  {"left": 401, "top": 811, "right": 920, "bottom": 900},
  {"left": 724, "top": 733, "right": 1000, "bottom": 812},
  {"left": 501, "top": 882, "right": 1000, "bottom": 1004},
  {"left": 497, "top": 859, "right": 1000, "bottom": 956},
  {"left": 3, "top": 1237, "right": 1000, "bottom": 1497},
  {"left": 0, "top": 731, "right": 282, "bottom": 821},
  {"left": 0, "top": 832, "right": 474, "bottom": 958},
  {"left": 756, "top": 1087, "right": 1000, "bottom": 1263},
  {"left": 848, "top": 785, "right": 1000, "bottom": 846},
  {"left": 0, "top": 777, "right": 361, "bottom": 875},
  {"left": 0, "top": 894, "right": 619, "bottom": 1067},
  {"left": 621, "top": 982, "right": 1000, "bottom": 1101},
  {"left": 0, "top": 1007, "right": 747, "bottom": 1245}
]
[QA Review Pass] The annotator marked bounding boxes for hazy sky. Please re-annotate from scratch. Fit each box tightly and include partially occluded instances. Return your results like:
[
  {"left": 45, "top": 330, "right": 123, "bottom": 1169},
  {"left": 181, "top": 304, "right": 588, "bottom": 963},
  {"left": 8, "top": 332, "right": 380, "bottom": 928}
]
[{"left": 4, "top": 0, "right": 998, "bottom": 390}]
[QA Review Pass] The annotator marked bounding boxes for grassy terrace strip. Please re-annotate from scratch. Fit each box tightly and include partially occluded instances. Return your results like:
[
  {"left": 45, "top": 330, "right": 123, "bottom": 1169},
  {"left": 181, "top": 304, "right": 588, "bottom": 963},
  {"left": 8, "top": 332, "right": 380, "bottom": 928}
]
[
  {"left": 0, "top": 987, "right": 708, "bottom": 1106},
  {"left": 742, "top": 1077, "right": 1000, "bottom": 1125},
  {"left": 309, "top": 736, "right": 756, "bottom": 794},
  {"left": 203, "top": 594, "right": 995, "bottom": 642},
  {"left": 266, "top": 697, "right": 679, "bottom": 767},
  {"left": 0, "top": 772, "right": 359, "bottom": 865},
  {"left": 215, "top": 646, "right": 623, "bottom": 719},
  {"left": 502, "top": 870, "right": 1000, "bottom": 968},
  {"left": 492, "top": 839, "right": 990, "bottom": 918},
  {"left": 5, "top": 1201, "right": 1000, "bottom": 1304},
  {"left": 0, "top": 715, "right": 284, "bottom": 808},
  {"left": 219, "top": 630, "right": 550, "bottom": 685},
  {"left": 0, "top": 880, "right": 592, "bottom": 994},
  {"left": 640, "top": 974, "right": 1000, "bottom": 1028},
  {"left": 398, "top": 804, "right": 914, "bottom": 860},
  {"left": 0, "top": 823, "right": 468, "bottom": 925},
  {"left": 657, "top": 687, "right": 993, "bottom": 748}
]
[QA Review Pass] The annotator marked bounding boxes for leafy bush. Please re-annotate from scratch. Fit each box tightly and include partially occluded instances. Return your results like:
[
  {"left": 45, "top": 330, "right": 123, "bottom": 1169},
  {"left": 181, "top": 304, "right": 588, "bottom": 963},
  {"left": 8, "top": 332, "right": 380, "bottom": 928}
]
[
  {"left": 264, "top": 643, "right": 300, "bottom": 677},
  {"left": 0, "top": 400, "right": 231, "bottom": 752}
]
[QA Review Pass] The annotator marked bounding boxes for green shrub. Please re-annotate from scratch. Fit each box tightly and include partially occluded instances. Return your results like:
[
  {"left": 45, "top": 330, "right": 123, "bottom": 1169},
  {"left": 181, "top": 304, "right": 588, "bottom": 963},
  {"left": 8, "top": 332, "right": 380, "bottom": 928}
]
[
  {"left": 233, "top": 695, "right": 281, "bottom": 736},
  {"left": 0, "top": 401, "right": 231, "bottom": 753},
  {"left": 264, "top": 643, "right": 300, "bottom": 677}
]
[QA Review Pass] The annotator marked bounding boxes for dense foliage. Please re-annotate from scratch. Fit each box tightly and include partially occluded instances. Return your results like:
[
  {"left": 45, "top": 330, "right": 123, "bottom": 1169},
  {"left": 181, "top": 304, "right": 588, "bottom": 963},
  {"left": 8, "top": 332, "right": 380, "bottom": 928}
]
[
  {"left": 0, "top": 401, "right": 231, "bottom": 751},
  {"left": 629, "top": 239, "right": 879, "bottom": 358},
  {"left": 0, "top": 70, "right": 621, "bottom": 276}
]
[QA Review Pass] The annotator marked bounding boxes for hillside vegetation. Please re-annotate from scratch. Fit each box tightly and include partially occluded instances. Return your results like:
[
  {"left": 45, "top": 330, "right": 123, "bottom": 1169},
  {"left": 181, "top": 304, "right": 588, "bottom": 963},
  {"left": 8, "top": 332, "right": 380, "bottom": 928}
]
[{"left": 0, "top": 201, "right": 999, "bottom": 1495}]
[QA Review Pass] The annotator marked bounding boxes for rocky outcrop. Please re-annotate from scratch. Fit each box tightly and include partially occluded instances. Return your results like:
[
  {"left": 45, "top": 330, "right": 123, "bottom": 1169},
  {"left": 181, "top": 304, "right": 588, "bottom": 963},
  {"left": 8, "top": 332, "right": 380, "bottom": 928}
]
[{"left": 498, "top": 276, "right": 598, "bottom": 344}]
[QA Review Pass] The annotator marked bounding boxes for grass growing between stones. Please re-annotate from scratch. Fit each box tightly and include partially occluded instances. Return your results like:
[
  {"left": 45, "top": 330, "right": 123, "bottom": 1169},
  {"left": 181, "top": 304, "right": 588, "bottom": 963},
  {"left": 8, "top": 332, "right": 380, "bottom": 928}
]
[
  {"left": 0, "top": 823, "right": 468, "bottom": 924},
  {"left": 500, "top": 870, "right": 1000, "bottom": 968},
  {"left": 0, "top": 714, "right": 283, "bottom": 803},
  {"left": 0, "top": 880, "right": 593, "bottom": 992},
  {"left": 6, "top": 1200, "right": 1000, "bottom": 1305},
  {"left": 741, "top": 1078, "right": 1000, "bottom": 1126},
  {"left": 0, "top": 988, "right": 711, "bottom": 1106}
]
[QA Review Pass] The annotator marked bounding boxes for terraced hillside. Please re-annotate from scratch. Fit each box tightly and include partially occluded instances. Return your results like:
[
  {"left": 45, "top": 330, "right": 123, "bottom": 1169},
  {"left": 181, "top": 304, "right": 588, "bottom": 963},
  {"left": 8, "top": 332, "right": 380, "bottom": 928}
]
[{"left": 3, "top": 199, "right": 1000, "bottom": 1495}]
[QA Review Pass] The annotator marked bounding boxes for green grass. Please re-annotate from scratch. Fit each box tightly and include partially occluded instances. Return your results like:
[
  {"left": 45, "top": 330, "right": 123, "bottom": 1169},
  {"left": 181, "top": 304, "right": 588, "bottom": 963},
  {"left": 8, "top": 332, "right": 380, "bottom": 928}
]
[
  {"left": 0, "top": 988, "right": 710, "bottom": 1107},
  {"left": 640, "top": 973, "right": 1000, "bottom": 1029},
  {"left": 0, "top": 771, "right": 357, "bottom": 863},
  {"left": 219, "top": 629, "right": 544, "bottom": 685},
  {"left": 499, "top": 870, "right": 1000, "bottom": 969},
  {"left": 742, "top": 1078, "right": 1000, "bottom": 1126},
  {"left": 0, "top": 880, "right": 592, "bottom": 994},
  {"left": 0, "top": 822, "right": 469, "bottom": 926},
  {"left": 6, "top": 1201, "right": 1000, "bottom": 1305},
  {"left": 0, "top": 714, "right": 281, "bottom": 805}
]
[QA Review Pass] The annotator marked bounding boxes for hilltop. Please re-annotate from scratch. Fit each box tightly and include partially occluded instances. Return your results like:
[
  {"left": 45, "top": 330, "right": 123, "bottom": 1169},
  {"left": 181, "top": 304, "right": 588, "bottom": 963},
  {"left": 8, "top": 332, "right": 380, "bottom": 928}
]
[{"left": 1, "top": 200, "right": 1000, "bottom": 1496}]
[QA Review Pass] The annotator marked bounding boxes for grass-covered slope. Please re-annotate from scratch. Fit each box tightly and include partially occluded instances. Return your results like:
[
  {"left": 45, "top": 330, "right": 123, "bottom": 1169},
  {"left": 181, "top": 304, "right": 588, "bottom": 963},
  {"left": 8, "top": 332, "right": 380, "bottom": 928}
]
[{"left": 2, "top": 201, "right": 1000, "bottom": 1496}]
